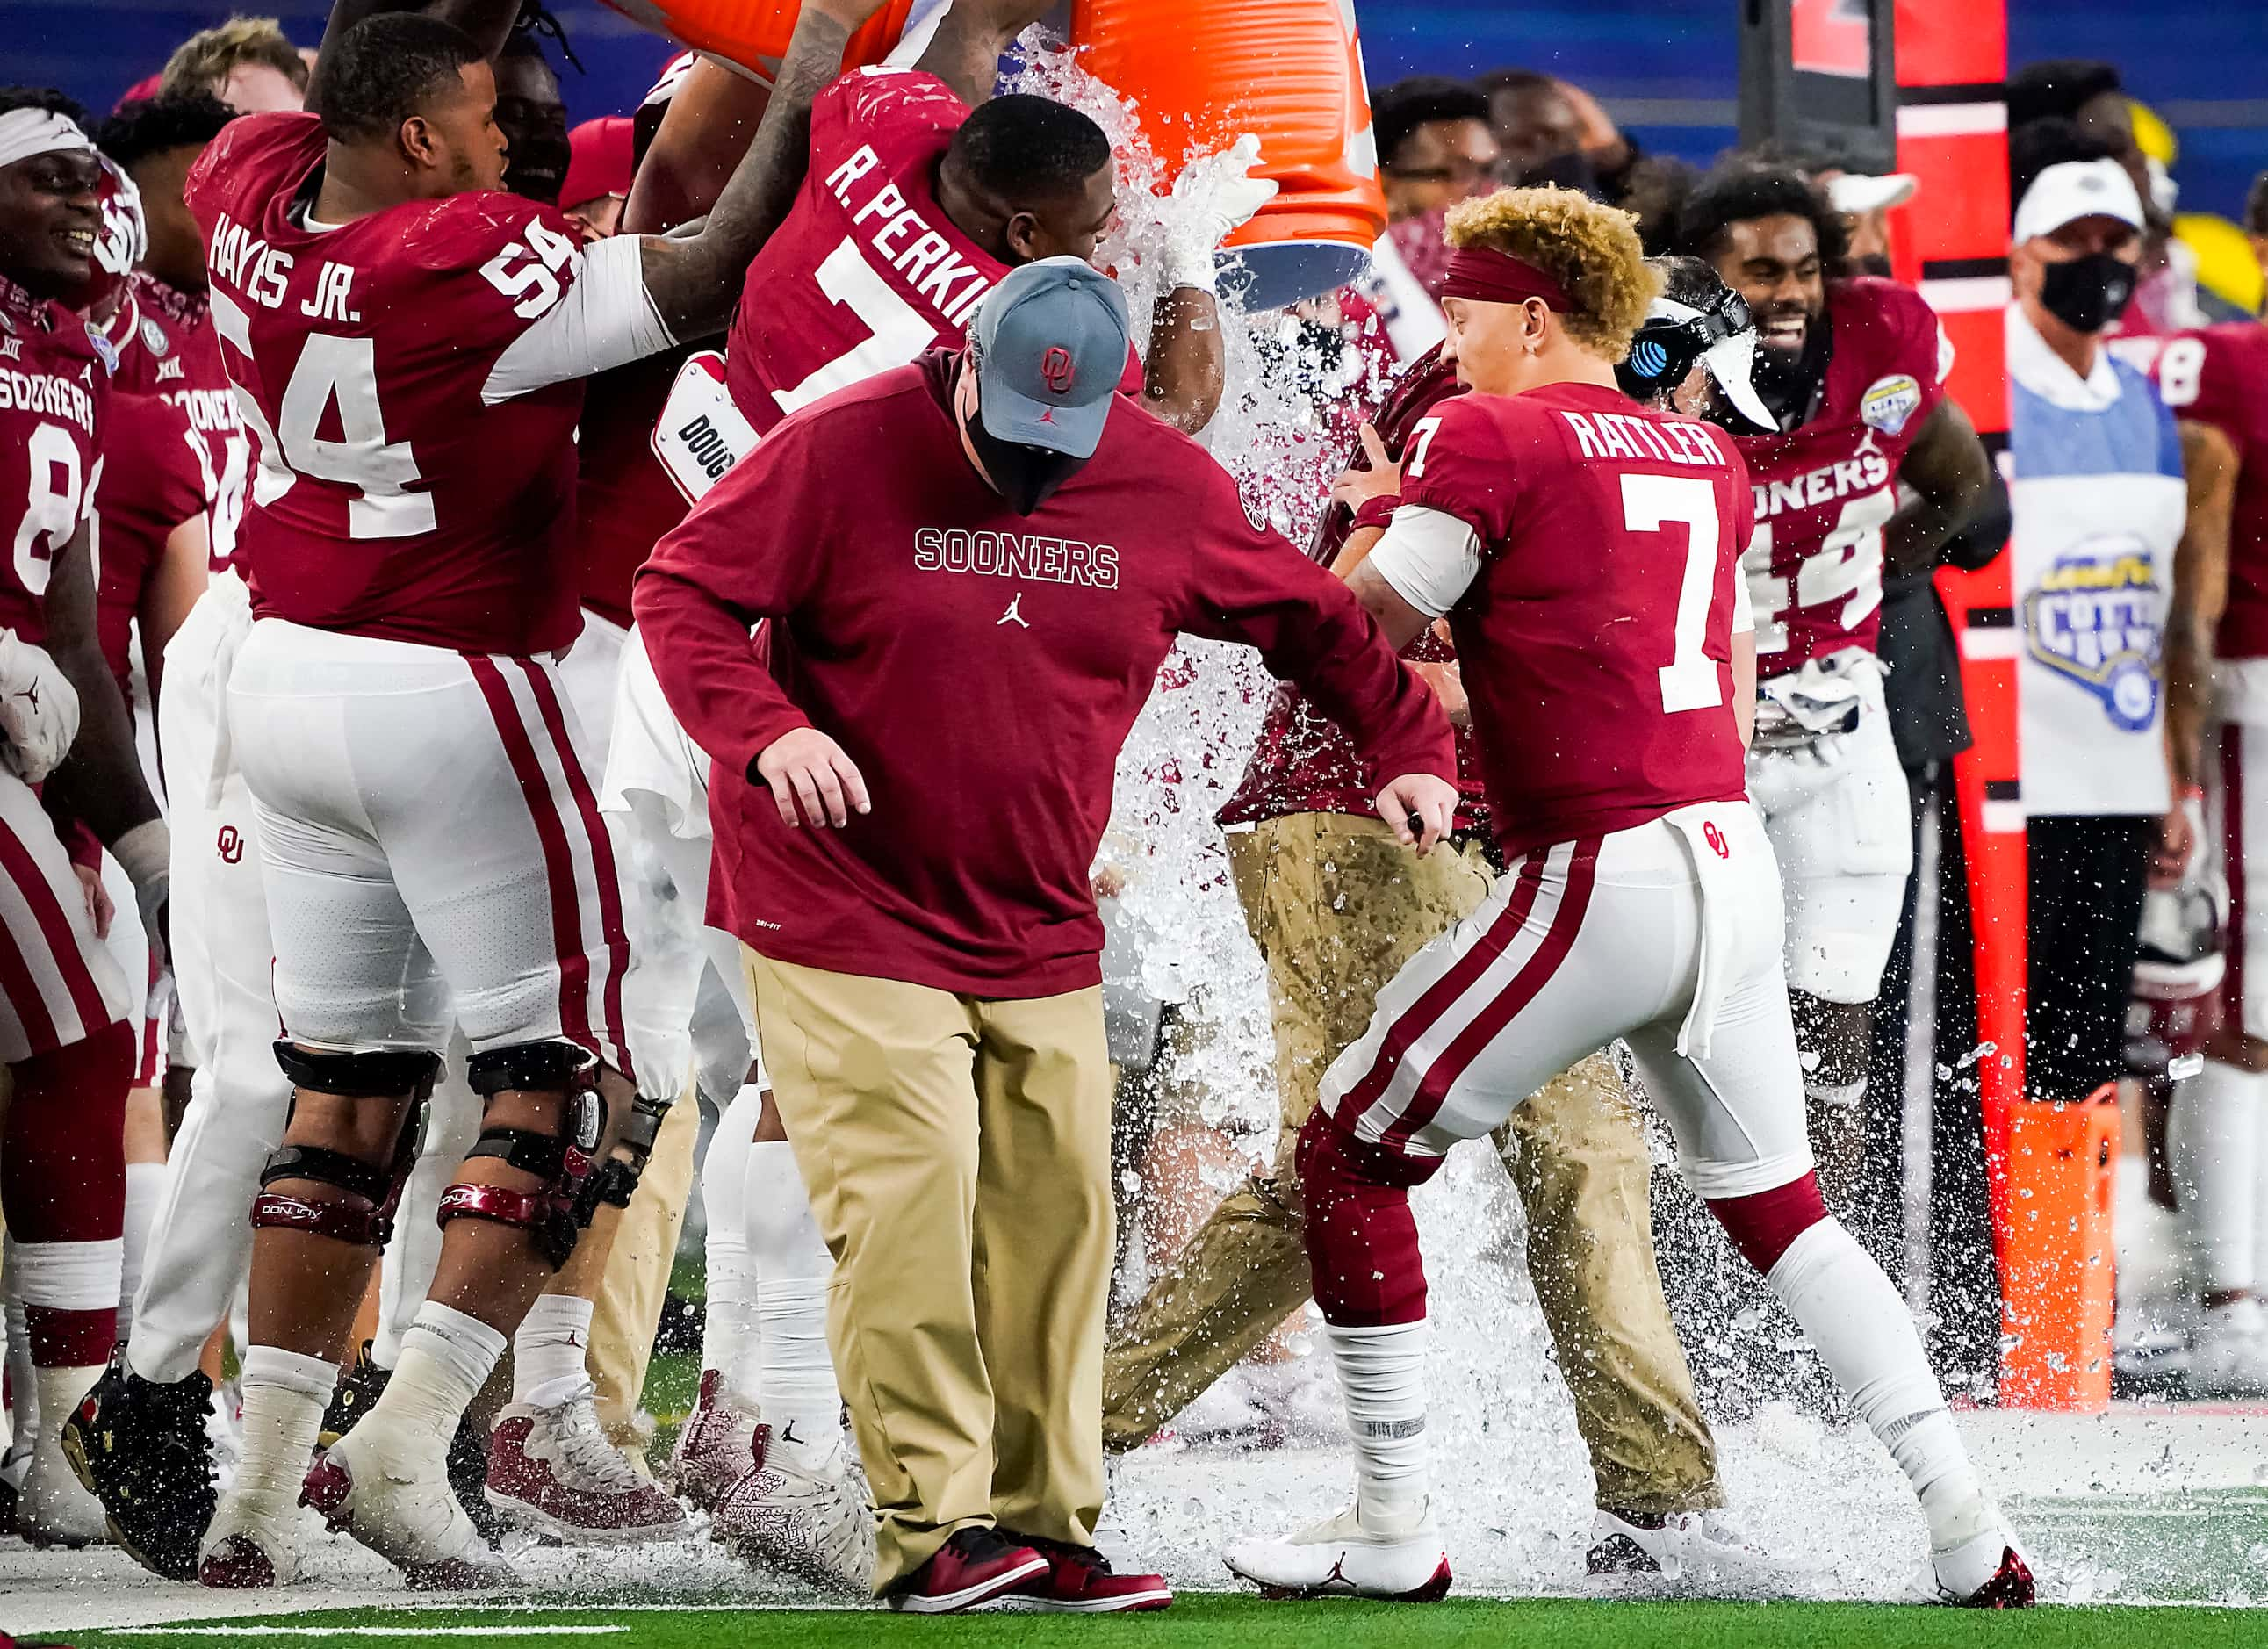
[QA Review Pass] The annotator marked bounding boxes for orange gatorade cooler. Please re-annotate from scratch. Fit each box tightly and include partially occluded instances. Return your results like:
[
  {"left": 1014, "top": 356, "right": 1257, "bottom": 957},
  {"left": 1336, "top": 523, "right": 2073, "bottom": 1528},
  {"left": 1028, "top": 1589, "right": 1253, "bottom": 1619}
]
[
  {"left": 594, "top": 0, "right": 925, "bottom": 82},
  {"left": 1997, "top": 1084, "right": 2120, "bottom": 1410},
  {"left": 1069, "top": 0, "right": 1386, "bottom": 309}
]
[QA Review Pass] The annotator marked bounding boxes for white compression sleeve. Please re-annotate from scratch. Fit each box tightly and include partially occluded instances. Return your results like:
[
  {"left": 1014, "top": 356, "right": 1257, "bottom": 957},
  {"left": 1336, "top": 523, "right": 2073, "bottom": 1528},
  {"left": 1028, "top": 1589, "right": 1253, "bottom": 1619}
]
[
  {"left": 1364, "top": 505, "right": 1482, "bottom": 620},
  {"left": 483, "top": 234, "right": 677, "bottom": 405}
]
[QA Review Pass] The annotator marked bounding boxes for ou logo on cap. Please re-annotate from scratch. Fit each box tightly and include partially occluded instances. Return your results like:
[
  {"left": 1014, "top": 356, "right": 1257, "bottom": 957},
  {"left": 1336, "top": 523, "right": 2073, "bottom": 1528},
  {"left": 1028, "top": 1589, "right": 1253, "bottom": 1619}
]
[{"left": 1040, "top": 346, "right": 1076, "bottom": 394}]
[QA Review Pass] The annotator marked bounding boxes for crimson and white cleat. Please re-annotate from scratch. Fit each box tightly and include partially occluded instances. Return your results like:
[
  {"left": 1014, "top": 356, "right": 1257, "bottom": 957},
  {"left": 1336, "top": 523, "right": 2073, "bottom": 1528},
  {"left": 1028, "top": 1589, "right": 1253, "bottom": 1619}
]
[
  {"left": 711, "top": 1447, "right": 874, "bottom": 1591},
  {"left": 486, "top": 1383, "right": 688, "bottom": 1543},
  {"left": 1585, "top": 1508, "right": 1789, "bottom": 1588},
  {"left": 1926, "top": 1517, "right": 2036, "bottom": 1609},
  {"left": 668, "top": 1371, "right": 765, "bottom": 1514},
  {"left": 302, "top": 1429, "right": 515, "bottom": 1590},
  {"left": 1224, "top": 1501, "right": 1451, "bottom": 1601}
]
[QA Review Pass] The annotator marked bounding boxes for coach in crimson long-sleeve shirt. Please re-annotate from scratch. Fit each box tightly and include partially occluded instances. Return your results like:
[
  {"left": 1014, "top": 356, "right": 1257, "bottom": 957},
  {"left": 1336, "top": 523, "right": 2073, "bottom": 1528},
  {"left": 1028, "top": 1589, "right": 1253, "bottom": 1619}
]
[{"left": 632, "top": 260, "right": 1454, "bottom": 1604}]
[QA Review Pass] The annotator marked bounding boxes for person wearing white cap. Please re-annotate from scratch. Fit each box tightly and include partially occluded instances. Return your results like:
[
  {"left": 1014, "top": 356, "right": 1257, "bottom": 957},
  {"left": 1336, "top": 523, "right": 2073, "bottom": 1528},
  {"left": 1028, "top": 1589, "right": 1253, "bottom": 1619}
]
[
  {"left": 1823, "top": 169, "right": 1918, "bottom": 277},
  {"left": 2005, "top": 157, "right": 2205, "bottom": 1127}
]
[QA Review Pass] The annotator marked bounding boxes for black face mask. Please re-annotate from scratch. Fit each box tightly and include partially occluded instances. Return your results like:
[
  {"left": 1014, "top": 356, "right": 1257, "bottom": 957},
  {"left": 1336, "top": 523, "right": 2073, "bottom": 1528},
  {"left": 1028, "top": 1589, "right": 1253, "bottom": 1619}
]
[
  {"left": 2037, "top": 252, "right": 2138, "bottom": 335},
  {"left": 963, "top": 406, "right": 1087, "bottom": 516},
  {"left": 1516, "top": 150, "right": 1601, "bottom": 199}
]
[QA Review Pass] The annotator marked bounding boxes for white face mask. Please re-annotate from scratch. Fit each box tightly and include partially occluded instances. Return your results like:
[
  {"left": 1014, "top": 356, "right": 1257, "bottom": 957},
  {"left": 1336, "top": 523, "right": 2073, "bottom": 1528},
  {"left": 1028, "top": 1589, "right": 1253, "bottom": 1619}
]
[{"left": 1702, "top": 328, "right": 1775, "bottom": 432}]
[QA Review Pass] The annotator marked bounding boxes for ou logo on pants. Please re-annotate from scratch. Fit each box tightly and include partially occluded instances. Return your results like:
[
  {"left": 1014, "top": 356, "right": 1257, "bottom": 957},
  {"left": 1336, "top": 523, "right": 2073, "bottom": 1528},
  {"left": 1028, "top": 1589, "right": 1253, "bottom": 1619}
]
[
  {"left": 1703, "top": 821, "right": 1730, "bottom": 860},
  {"left": 217, "top": 824, "right": 244, "bottom": 865}
]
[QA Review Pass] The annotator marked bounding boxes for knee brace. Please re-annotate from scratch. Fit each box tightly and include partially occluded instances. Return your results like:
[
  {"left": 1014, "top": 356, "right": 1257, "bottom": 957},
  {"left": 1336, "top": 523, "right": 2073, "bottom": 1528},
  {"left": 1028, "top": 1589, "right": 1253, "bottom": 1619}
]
[
  {"left": 590, "top": 1091, "right": 673, "bottom": 1211},
  {"left": 436, "top": 1041, "right": 606, "bottom": 1269},
  {"left": 253, "top": 1044, "right": 439, "bottom": 1247}
]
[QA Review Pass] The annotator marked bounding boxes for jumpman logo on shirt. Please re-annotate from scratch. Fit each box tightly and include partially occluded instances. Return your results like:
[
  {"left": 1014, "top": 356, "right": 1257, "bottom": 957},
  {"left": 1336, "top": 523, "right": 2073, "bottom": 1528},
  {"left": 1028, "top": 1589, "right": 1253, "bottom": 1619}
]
[{"left": 998, "top": 594, "right": 1029, "bottom": 628}]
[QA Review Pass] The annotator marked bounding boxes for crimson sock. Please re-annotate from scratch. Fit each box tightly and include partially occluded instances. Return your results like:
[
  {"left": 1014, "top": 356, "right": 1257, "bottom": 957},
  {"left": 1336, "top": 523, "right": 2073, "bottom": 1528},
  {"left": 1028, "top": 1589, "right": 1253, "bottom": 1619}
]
[
  {"left": 1294, "top": 1110, "right": 1441, "bottom": 1327},
  {"left": 3, "top": 1022, "right": 134, "bottom": 1365}
]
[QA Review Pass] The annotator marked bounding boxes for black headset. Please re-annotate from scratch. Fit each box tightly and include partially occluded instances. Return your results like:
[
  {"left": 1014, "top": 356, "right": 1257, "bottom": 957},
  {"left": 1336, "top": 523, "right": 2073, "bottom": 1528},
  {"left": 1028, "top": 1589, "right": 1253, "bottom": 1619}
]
[{"left": 1614, "top": 286, "right": 1755, "bottom": 405}]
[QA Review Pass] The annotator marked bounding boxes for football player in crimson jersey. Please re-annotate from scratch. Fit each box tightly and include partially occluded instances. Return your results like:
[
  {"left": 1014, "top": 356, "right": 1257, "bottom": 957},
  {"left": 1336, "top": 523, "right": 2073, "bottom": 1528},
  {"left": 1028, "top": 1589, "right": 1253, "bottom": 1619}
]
[
  {"left": 1675, "top": 167, "right": 1991, "bottom": 1216},
  {"left": 150, "top": 0, "right": 915, "bottom": 1590},
  {"left": 0, "top": 89, "right": 172, "bottom": 1547},
  {"left": 1223, "top": 187, "right": 2028, "bottom": 1609},
  {"left": 1106, "top": 270, "right": 1760, "bottom": 1583},
  {"left": 2136, "top": 216, "right": 2268, "bottom": 1392}
]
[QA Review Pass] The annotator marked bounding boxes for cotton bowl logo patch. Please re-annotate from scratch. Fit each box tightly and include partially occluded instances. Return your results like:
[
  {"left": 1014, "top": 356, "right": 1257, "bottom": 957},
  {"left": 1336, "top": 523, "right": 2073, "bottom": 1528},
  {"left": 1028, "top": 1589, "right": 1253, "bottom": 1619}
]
[
  {"left": 139, "top": 315, "right": 169, "bottom": 358},
  {"left": 2023, "top": 538, "right": 2162, "bottom": 732},
  {"left": 1860, "top": 373, "right": 1922, "bottom": 437}
]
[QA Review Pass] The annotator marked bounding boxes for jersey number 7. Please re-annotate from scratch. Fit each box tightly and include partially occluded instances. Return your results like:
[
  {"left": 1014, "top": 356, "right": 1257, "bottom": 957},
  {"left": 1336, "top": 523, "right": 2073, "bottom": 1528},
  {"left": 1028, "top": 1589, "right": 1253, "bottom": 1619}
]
[{"left": 1622, "top": 472, "right": 1724, "bottom": 715}]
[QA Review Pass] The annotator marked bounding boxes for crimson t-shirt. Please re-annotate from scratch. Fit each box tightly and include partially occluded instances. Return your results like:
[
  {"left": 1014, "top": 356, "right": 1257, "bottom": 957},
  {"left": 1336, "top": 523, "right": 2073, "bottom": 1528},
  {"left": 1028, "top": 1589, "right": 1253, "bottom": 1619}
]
[
  {"left": 635, "top": 350, "right": 1454, "bottom": 997},
  {"left": 1403, "top": 382, "right": 1753, "bottom": 858}
]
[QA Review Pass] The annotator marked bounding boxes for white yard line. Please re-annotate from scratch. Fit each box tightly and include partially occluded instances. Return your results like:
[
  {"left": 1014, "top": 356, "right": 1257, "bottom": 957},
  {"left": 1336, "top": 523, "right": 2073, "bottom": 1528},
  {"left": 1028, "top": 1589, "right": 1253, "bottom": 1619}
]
[{"left": 103, "top": 1630, "right": 626, "bottom": 1639}]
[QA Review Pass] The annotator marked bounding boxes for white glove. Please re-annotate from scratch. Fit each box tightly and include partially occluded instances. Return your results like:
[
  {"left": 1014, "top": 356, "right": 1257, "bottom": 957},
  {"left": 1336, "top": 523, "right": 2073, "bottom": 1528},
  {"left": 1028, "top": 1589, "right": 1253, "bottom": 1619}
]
[
  {"left": 0, "top": 628, "right": 81, "bottom": 784},
  {"left": 1157, "top": 133, "right": 1279, "bottom": 294}
]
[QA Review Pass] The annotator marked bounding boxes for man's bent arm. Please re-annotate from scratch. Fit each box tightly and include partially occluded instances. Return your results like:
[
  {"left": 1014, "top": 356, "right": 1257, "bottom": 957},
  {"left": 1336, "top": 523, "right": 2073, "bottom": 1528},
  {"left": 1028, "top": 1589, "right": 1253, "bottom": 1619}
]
[{"left": 1886, "top": 397, "right": 1991, "bottom": 576}]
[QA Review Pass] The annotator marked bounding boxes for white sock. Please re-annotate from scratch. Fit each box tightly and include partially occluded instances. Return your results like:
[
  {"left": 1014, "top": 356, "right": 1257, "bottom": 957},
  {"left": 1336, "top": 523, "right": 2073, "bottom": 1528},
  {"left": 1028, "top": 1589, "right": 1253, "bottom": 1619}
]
[
  {"left": 118, "top": 1161, "right": 165, "bottom": 1343},
  {"left": 230, "top": 1345, "right": 337, "bottom": 1518},
  {"left": 1805, "top": 1077, "right": 1867, "bottom": 1111},
  {"left": 701, "top": 1083, "right": 763, "bottom": 1401},
  {"left": 1326, "top": 1319, "right": 1430, "bottom": 1532},
  {"left": 368, "top": 1301, "right": 506, "bottom": 1460},
  {"left": 513, "top": 1293, "right": 594, "bottom": 1410},
  {"left": 745, "top": 1141, "right": 836, "bottom": 1467},
  {"left": 2254, "top": 1087, "right": 2268, "bottom": 1287},
  {"left": 1763, "top": 1219, "right": 1987, "bottom": 1550},
  {"left": 2169, "top": 1060, "right": 2263, "bottom": 1295},
  {"left": 4, "top": 1280, "right": 36, "bottom": 1455}
]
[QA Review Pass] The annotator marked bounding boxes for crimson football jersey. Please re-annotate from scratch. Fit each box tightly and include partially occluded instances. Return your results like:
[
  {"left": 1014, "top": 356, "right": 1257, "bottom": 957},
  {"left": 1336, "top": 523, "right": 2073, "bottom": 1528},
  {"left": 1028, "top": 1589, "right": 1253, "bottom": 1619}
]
[
  {"left": 102, "top": 272, "right": 248, "bottom": 573},
  {"left": 1399, "top": 381, "right": 1753, "bottom": 857},
  {"left": 2149, "top": 324, "right": 2268, "bottom": 659},
  {"left": 1219, "top": 345, "right": 1488, "bottom": 833},
  {"left": 96, "top": 389, "right": 205, "bottom": 693},
  {"left": 0, "top": 274, "right": 109, "bottom": 648},
  {"left": 1733, "top": 277, "right": 1947, "bottom": 677},
  {"left": 725, "top": 69, "right": 1003, "bottom": 433},
  {"left": 186, "top": 112, "right": 608, "bottom": 655}
]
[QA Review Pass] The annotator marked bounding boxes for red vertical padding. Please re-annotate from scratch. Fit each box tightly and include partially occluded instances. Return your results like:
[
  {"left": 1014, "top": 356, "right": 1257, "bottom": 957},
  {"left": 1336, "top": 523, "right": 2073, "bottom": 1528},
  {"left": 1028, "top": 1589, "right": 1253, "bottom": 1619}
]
[{"left": 1893, "top": 0, "right": 2027, "bottom": 1399}]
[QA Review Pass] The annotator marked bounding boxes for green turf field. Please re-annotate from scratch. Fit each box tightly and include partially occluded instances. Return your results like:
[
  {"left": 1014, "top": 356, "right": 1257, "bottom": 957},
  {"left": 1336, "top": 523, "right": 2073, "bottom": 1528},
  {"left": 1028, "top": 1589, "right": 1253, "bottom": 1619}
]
[{"left": 47, "top": 1595, "right": 2268, "bottom": 1648}]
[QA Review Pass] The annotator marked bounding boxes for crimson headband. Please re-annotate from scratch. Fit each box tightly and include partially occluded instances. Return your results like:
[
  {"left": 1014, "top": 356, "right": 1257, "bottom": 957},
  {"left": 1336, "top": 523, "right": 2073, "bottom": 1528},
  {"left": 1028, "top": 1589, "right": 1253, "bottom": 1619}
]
[{"left": 1437, "top": 246, "right": 1572, "bottom": 310}]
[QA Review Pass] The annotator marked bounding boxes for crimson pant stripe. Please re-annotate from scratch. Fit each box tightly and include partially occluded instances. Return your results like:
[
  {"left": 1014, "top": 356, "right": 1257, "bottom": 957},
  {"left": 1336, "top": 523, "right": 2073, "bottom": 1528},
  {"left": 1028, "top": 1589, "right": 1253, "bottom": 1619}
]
[
  {"left": 0, "top": 833, "right": 61, "bottom": 1051},
  {"left": 464, "top": 656, "right": 597, "bottom": 1058},
  {"left": 515, "top": 657, "right": 636, "bottom": 1084},
  {"left": 1338, "top": 846, "right": 1550, "bottom": 1125},
  {"left": 1379, "top": 839, "right": 1602, "bottom": 1151},
  {"left": 2227, "top": 723, "right": 2246, "bottom": 1027},
  {"left": 0, "top": 818, "right": 108, "bottom": 1041}
]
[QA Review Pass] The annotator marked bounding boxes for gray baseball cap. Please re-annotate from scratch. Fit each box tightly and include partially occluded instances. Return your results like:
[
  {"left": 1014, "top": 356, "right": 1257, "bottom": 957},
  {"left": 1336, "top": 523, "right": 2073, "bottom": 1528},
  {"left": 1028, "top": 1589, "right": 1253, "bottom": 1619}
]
[{"left": 971, "top": 256, "right": 1131, "bottom": 460}]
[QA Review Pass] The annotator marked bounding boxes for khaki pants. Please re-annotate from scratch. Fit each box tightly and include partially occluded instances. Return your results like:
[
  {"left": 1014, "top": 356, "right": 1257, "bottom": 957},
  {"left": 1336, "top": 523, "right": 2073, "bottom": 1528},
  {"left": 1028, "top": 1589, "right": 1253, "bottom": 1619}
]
[
  {"left": 747, "top": 949, "right": 1114, "bottom": 1592},
  {"left": 1100, "top": 812, "right": 1722, "bottom": 1515},
  {"left": 586, "top": 1086, "right": 701, "bottom": 1450}
]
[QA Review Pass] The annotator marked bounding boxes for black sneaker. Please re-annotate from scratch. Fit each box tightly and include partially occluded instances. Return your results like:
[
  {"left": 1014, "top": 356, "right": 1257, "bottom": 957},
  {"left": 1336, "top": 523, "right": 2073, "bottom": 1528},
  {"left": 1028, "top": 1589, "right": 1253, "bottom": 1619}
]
[
  {"left": 320, "top": 1341, "right": 389, "bottom": 1448},
  {"left": 57, "top": 1350, "right": 217, "bottom": 1581}
]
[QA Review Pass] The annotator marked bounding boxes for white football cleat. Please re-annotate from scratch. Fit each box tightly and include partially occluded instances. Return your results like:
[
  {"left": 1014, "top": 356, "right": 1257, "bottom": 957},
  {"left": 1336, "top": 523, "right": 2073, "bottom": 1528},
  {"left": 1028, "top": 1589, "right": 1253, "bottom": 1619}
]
[
  {"left": 2189, "top": 1302, "right": 2268, "bottom": 1397},
  {"left": 1924, "top": 1510, "right": 2036, "bottom": 1608},
  {"left": 17, "top": 1427, "right": 109, "bottom": 1548},
  {"left": 710, "top": 1448, "right": 875, "bottom": 1593},
  {"left": 196, "top": 1491, "right": 303, "bottom": 1589},
  {"left": 301, "top": 1426, "right": 515, "bottom": 1590},
  {"left": 1224, "top": 1501, "right": 1451, "bottom": 1601},
  {"left": 1585, "top": 1509, "right": 1788, "bottom": 1588}
]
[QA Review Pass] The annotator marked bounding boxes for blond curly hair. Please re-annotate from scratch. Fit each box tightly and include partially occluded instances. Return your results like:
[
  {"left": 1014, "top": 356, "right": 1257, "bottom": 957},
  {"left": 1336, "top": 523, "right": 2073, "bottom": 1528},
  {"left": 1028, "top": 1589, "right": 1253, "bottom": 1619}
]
[
  {"left": 161, "top": 17, "right": 310, "bottom": 102},
  {"left": 1444, "top": 186, "right": 1660, "bottom": 363}
]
